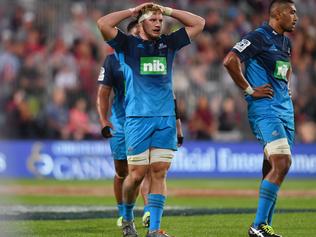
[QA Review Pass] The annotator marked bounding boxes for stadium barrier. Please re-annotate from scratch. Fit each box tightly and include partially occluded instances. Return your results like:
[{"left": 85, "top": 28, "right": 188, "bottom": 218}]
[{"left": 0, "top": 140, "right": 315, "bottom": 179}]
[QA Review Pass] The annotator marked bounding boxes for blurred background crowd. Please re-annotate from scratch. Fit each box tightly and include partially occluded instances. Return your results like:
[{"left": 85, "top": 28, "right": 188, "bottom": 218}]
[{"left": 0, "top": 0, "right": 315, "bottom": 143}]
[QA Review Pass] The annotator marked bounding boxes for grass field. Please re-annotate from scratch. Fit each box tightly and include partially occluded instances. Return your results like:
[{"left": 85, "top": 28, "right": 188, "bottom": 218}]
[{"left": 0, "top": 178, "right": 316, "bottom": 237}]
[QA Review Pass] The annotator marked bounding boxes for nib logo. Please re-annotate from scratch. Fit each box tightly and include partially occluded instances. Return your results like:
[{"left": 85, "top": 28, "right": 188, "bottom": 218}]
[
  {"left": 274, "top": 60, "right": 290, "bottom": 81},
  {"left": 140, "top": 57, "right": 167, "bottom": 75}
]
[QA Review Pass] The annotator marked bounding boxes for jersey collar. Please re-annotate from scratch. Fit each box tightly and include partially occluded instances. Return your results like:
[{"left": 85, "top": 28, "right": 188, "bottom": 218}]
[{"left": 262, "top": 22, "right": 282, "bottom": 37}]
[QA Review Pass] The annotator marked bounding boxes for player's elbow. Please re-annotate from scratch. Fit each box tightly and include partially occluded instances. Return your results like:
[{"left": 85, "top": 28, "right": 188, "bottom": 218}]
[
  {"left": 223, "top": 52, "right": 237, "bottom": 69},
  {"left": 97, "top": 17, "right": 107, "bottom": 32},
  {"left": 97, "top": 16, "right": 114, "bottom": 40},
  {"left": 187, "top": 17, "right": 205, "bottom": 39},
  {"left": 196, "top": 16, "right": 205, "bottom": 33},
  {"left": 223, "top": 54, "right": 231, "bottom": 69}
]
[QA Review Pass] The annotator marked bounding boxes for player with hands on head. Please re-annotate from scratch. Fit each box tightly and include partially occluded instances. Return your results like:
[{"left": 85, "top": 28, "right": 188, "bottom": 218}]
[{"left": 97, "top": 2, "right": 204, "bottom": 237}]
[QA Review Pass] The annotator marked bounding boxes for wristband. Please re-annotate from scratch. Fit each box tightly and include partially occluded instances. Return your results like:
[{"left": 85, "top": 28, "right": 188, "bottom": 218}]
[
  {"left": 177, "top": 136, "right": 184, "bottom": 146},
  {"left": 128, "top": 8, "right": 135, "bottom": 15},
  {"left": 101, "top": 126, "right": 112, "bottom": 138},
  {"left": 163, "top": 7, "right": 173, "bottom": 16},
  {"left": 244, "top": 85, "right": 254, "bottom": 95}
]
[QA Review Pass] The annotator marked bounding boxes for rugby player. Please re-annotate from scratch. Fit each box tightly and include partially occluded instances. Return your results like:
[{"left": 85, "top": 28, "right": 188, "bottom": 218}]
[
  {"left": 97, "top": 19, "right": 184, "bottom": 229},
  {"left": 223, "top": 1, "right": 298, "bottom": 236},
  {"left": 97, "top": 3, "right": 204, "bottom": 237}
]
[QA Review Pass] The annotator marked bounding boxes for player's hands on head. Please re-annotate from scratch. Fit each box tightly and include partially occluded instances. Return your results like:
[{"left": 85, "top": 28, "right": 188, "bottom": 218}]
[
  {"left": 152, "top": 3, "right": 173, "bottom": 16},
  {"left": 130, "top": 2, "right": 155, "bottom": 17},
  {"left": 252, "top": 84, "right": 274, "bottom": 99}
]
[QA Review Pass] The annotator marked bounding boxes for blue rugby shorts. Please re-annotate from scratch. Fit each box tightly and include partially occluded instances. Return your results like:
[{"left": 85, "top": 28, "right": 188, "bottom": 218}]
[
  {"left": 125, "top": 116, "right": 177, "bottom": 156},
  {"left": 248, "top": 115, "right": 295, "bottom": 148}
]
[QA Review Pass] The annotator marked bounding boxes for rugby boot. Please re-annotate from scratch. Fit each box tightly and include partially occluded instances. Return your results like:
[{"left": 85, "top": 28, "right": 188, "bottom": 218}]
[
  {"left": 122, "top": 220, "right": 138, "bottom": 237},
  {"left": 248, "top": 223, "right": 282, "bottom": 237}
]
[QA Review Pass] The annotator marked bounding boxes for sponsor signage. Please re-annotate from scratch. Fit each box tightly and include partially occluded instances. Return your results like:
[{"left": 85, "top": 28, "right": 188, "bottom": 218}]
[{"left": 0, "top": 141, "right": 315, "bottom": 179}]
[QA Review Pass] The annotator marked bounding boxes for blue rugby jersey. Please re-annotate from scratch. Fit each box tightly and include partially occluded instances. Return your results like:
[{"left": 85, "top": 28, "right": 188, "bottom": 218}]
[
  {"left": 97, "top": 54, "right": 125, "bottom": 126},
  {"left": 231, "top": 23, "right": 293, "bottom": 117},
  {"left": 107, "top": 28, "right": 190, "bottom": 117}
]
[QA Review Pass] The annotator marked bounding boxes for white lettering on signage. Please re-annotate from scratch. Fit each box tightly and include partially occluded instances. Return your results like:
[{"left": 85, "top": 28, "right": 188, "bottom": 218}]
[
  {"left": 291, "top": 154, "right": 316, "bottom": 173},
  {"left": 52, "top": 157, "right": 115, "bottom": 180},
  {"left": 52, "top": 142, "right": 110, "bottom": 156},
  {"left": 171, "top": 147, "right": 216, "bottom": 172},
  {"left": 217, "top": 148, "right": 262, "bottom": 172}
]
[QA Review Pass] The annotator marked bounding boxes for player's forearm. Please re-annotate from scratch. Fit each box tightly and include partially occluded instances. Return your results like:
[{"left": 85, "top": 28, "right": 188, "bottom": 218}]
[
  {"left": 97, "top": 102, "right": 110, "bottom": 128},
  {"left": 176, "top": 119, "right": 183, "bottom": 136},
  {"left": 97, "top": 9, "right": 132, "bottom": 40},
  {"left": 170, "top": 9, "right": 205, "bottom": 39},
  {"left": 223, "top": 52, "right": 250, "bottom": 91},
  {"left": 96, "top": 86, "right": 111, "bottom": 127}
]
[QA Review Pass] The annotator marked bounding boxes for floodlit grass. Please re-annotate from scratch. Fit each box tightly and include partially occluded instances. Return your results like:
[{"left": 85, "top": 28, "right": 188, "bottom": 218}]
[
  {"left": 1, "top": 179, "right": 315, "bottom": 208},
  {"left": 1, "top": 213, "right": 315, "bottom": 237},
  {"left": 1, "top": 195, "right": 316, "bottom": 210},
  {"left": 1, "top": 179, "right": 315, "bottom": 236},
  {"left": 1, "top": 178, "right": 316, "bottom": 190}
]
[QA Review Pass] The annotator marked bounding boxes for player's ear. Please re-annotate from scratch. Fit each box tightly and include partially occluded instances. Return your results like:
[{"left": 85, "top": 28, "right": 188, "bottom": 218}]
[
  {"left": 270, "top": 4, "right": 281, "bottom": 20},
  {"left": 273, "top": 8, "right": 281, "bottom": 20}
]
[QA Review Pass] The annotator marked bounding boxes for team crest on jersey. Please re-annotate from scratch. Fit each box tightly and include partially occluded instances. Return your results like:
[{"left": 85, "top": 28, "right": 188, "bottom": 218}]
[
  {"left": 97, "top": 67, "right": 105, "bottom": 81},
  {"left": 233, "top": 39, "right": 251, "bottom": 52},
  {"left": 140, "top": 57, "right": 167, "bottom": 75},
  {"left": 274, "top": 61, "right": 290, "bottom": 81},
  {"left": 158, "top": 43, "right": 167, "bottom": 49}
]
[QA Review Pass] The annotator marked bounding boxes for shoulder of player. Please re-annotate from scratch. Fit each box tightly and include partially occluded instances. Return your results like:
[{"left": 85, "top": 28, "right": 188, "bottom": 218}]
[
  {"left": 248, "top": 28, "right": 267, "bottom": 40},
  {"left": 114, "top": 29, "right": 139, "bottom": 44},
  {"left": 161, "top": 27, "right": 185, "bottom": 38},
  {"left": 242, "top": 28, "right": 272, "bottom": 46},
  {"left": 102, "top": 54, "right": 121, "bottom": 74},
  {"left": 103, "top": 54, "right": 115, "bottom": 66}
]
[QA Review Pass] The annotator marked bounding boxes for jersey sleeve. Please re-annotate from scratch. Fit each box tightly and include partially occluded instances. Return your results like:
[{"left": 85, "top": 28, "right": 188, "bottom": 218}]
[
  {"left": 106, "top": 29, "right": 128, "bottom": 52},
  {"left": 231, "top": 31, "right": 263, "bottom": 62},
  {"left": 165, "top": 27, "right": 191, "bottom": 51},
  {"left": 97, "top": 55, "right": 114, "bottom": 87}
]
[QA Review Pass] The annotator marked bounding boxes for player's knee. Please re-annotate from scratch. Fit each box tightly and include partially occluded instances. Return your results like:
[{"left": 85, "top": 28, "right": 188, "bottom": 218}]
[
  {"left": 150, "top": 149, "right": 174, "bottom": 164},
  {"left": 129, "top": 171, "right": 146, "bottom": 185},
  {"left": 115, "top": 170, "right": 128, "bottom": 179},
  {"left": 150, "top": 150, "right": 172, "bottom": 180},
  {"left": 270, "top": 154, "right": 292, "bottom": 178},
  {"left": 264, "top": 138, "right": 291, "bottom": 158},
  {"left": 127, "top": 150, "right": 150, "bottom": 165},
  {"left": 281, "top": 158, "right": 292, "bottom": 176},
  {"left": 114, "top": 163, "right": 128, "bottom": 179},
  {"left": 151, "top": 169, "right": 168, "bottom": 181}
]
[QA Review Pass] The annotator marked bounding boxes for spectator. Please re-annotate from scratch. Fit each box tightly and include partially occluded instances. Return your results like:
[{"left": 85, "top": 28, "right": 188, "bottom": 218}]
[
  {"left": 45, "top": 87, "right": 70, "bottom": 139},
  {"left": 5, "top": 89, "right": 39, "bottom": 138},
  {"left": 189, "top": 95, "right": 216, "bottom": 140},
  {"left": 0, "top": 0, "right": 315, "bottom": 142},
  {"left": 218, "top": 96, "right": 240, "bottom": 132},
  {"left": 67, "top": 97, "right": 92, "bottom": 140}
]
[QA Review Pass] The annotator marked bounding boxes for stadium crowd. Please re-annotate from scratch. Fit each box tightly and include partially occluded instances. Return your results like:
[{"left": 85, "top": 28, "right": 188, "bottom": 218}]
[{"left": 0, "top": 0, "right": 315, "bottom": 142}]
